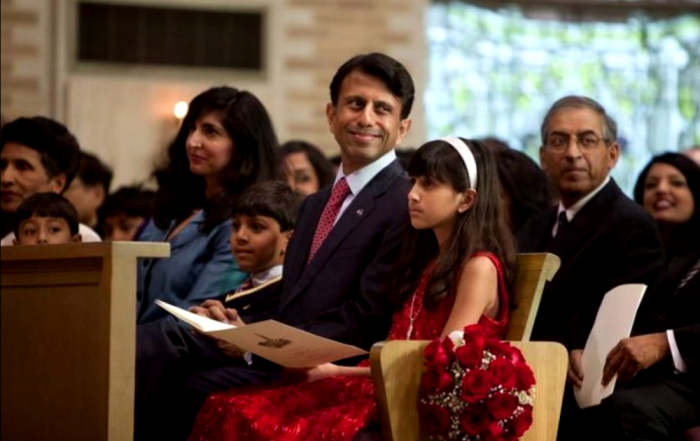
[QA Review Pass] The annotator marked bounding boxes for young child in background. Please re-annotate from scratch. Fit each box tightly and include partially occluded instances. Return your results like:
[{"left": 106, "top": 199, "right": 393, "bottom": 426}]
[
  {"left": 189, "top": 138, "right": 517, "bottom": 441},
  {"left": 63, "top": 151, "right": 113, "bottom": 232},
  {"left": 13, "top": 192, "right": 82, "bottom": 245},
  {"left": 102, "top": 185, "right": 156, "bottom": 241}
]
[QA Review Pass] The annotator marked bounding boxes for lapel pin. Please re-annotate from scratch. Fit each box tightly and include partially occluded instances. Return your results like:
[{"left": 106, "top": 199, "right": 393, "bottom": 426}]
[{"left": 356, "top": 209, "right": 364, "bottom": 216}]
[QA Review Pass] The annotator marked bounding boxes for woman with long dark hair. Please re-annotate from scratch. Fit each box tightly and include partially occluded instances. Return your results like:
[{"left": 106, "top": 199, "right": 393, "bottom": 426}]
[
  {"left": 634, "top": 153, "right": 700, "bottom": 257},
  {"left": 137, "top": 86, "right": 281, "bottom": 324}
]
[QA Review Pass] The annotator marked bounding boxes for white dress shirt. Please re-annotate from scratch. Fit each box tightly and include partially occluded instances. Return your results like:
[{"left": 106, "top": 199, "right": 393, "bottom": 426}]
[
  {"left": 552, "top": 176, "right": 610, "bottom": 237},
  {"left": 666, "top": 329, "right": 687, "bottom": 373},
  {"left": 332, "top": 149, "right": 397, "bottom": 226},
  {"left": 250, "top": 264, "right": 283, "bottom": 287}
]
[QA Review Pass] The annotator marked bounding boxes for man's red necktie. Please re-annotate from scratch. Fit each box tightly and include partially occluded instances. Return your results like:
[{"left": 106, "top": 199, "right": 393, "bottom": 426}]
[{"left": 307, "top": 177, "right": 351, "bottom": 264}]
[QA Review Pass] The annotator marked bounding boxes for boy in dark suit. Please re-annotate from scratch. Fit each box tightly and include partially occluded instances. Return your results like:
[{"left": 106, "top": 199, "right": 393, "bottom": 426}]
[{"left": 135, "top": 182, "right": 301, "bottom": 435}]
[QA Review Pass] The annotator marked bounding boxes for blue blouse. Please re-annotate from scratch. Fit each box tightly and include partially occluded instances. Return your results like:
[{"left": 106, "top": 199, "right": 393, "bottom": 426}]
[{"left": 136, "top": 211, "right": 247, "bottom": 324}]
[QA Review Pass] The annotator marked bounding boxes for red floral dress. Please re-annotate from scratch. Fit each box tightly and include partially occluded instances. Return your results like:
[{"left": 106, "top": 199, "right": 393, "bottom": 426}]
[{"left": 188, "top": 252, "right": 509, "bottom": 441}]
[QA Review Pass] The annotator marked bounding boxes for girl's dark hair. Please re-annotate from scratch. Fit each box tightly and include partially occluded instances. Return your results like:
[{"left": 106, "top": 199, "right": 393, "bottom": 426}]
[
  {"left": 14, "top": 192, "right": 79, "bottom": 236},
  {"left": 280, "top": 140, "right": 335, "bottom": 190},
  {"left": 387, "top": 138, "right": 517, "bottom": 309},
  {"left": 633, "top": 152, "right": 700, "bottom": 254},
  {"left": 153, "top": 87, "right": 282, "bottom": 233}
]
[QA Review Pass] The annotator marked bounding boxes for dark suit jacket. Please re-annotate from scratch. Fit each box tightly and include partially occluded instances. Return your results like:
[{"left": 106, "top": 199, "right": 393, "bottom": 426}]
[
  {"left": 635, "top": 248, "right": 700, "bottom": 375},
  {"left": 275, "top": 159, "right": 410, "bottom": 351},
  {"left": 223, "top": 279, "right": 282, "bottom": 325},
  {"left": 518, "top": 179, "right": 664, "bottom": 350}
]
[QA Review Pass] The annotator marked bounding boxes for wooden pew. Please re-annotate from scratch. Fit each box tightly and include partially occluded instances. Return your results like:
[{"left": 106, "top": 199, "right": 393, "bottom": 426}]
[
  {"left": 371, "top": 340, "right": 568, "bottom": 441},
  {"left": 1, "top": 242, "right": 169, "bottom": 441},
  {"left": 506, "top": 253, "right": 561, "bottom": 341}
]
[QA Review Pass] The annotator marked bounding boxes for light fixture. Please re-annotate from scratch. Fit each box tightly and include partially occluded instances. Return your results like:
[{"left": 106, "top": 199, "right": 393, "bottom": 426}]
[{"left": 173, "top": 101, "right": 188, "bottom": 121}]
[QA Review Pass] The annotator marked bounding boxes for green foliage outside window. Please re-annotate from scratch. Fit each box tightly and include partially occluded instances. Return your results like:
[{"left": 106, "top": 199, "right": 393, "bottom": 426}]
[{"left": 426, "top": 2, "right": 700, "bottom": 193}]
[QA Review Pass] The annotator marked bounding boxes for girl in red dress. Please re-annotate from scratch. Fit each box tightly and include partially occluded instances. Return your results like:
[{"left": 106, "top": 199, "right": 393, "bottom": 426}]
[{"left": 189, "top": 138, "right": 517, "bottom": 441}]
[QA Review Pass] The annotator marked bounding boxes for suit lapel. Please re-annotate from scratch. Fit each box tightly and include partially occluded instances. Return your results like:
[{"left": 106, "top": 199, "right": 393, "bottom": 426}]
[
  {"left": 283, "top": 191, "right": 328, "bottom": 289},
  {"left": 279, "top": 160, "right": 404, "bottom": 311},
  {"left": 671, "top": 252, "right": 700, "bottom": 298},
  {"left": 291, "top": 190, "right": 376, "bottom": 297}
]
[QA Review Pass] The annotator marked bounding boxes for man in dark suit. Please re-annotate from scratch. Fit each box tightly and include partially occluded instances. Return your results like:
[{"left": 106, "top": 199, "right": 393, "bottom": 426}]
[
  {"left": 517, "top": 96, "right": 664, "bottom": 440},
  {"left": 134, "top": 52, "right": 415, "bottom": 440},
  {"left": 590, "top": 251, "right": 700, "bottom": 440}
]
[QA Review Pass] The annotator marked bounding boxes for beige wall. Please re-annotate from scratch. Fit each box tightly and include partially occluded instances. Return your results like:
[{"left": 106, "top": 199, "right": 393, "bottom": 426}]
[
  {"left": 1, "top": 0, "right": 428, "bottom": 189},
  {"left": 1, "top": 0, "right": 53, "bottom": 117}
]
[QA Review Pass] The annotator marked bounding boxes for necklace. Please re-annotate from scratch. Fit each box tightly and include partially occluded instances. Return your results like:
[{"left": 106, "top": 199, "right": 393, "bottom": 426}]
[
  {"left": 406, "top": 261, "right": 436, "bottom": 339},
  {"left": 406, "top": 290, "right": 423, "bottom": 340}
]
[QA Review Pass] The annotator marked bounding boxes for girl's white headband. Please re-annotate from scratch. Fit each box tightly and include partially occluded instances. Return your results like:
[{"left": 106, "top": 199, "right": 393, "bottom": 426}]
[{"left": 440, "top": 137, "right": 478, "bottom": 190}]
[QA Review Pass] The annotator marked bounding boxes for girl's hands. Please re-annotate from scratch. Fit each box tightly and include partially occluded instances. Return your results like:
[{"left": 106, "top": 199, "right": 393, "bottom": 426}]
[{"left": 286, "top": 363, "right": 339, "bottom": 383}]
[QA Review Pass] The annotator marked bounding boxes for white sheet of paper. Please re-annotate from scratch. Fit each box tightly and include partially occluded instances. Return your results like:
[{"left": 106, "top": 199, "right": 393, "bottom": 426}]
[
  {"left": 155, "top": 301, "right": 367, "bottom": 368},
  {"left": 574, "top": 284, "right": 647, "bottom": 409},
  {"left": 154, "top": 299, "right": 235, "bottom": 332}
]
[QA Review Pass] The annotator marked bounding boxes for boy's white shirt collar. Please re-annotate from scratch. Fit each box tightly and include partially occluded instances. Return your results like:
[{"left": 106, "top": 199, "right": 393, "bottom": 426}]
[
  {"left": 250, "top": 264, "right": 283, "bottom": 287},
  {"left": 335, "top": 149, "right": 397, "bottom": 197},
  {"left": 0, "top": 223, "right": 101, "bottom": 246}
]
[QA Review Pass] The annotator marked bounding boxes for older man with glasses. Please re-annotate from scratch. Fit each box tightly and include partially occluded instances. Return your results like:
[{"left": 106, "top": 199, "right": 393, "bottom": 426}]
[{"left": 517, "top": 95, "right": 665, "bottom": 441}]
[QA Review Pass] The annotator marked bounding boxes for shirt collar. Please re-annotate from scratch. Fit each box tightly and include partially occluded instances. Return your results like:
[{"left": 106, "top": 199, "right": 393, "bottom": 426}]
[
  {"left": 251, "top": 264, "right": 283, "bottom": 287},
  {"left": 335, "top": 149, "right": 397, "bottom": 197},
  {"left": 557, "top": 176, "right": 610, "bottom": 222}
]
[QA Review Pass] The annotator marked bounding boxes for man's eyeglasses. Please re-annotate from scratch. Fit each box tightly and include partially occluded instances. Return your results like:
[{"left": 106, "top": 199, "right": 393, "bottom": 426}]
[{"left": 545, "top": 133, "right": 607, "bottom": 151}]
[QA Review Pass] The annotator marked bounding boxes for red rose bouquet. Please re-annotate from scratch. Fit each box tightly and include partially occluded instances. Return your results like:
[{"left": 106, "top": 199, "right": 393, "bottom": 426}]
[{"left": 418, "top": 325, "right": 536, "bottom": 440}]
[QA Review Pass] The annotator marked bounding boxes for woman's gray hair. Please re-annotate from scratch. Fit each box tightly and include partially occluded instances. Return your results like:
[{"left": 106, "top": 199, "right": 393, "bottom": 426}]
[{"left": 540, "top": 95, "right": 617, "bottom": 145}]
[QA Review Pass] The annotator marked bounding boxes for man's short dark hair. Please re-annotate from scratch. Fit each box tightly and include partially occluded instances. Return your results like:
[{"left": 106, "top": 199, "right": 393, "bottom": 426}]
[
  {"left": 77, "top": 152, "right": 113, "bottom": 191},
  {"left": 234, "top": 181, "right": 302, "bottom": 232},
  {"left": 1, "top": 116, "right": 81, "bottom": 191},
  {"left": 103, "top": 185, "right": 156, "bottom": 219},
  {"left": 13, "top": 192, "right": 79, "bottom": 236},
  {"left": 329, "top": 53, "right": 415, "bottom": 120}
]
